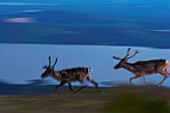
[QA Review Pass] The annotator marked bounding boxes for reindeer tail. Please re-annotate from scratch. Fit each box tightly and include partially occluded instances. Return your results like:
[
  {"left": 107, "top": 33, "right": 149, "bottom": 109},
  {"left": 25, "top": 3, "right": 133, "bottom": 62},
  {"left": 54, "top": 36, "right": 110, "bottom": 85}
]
[
  {"left": 88, "top": 67, "right": 93, "bottom": 72},
  {"left": 165, "top": 60, "right": 170, "bottom": 75},
  {"left": 165, "top": 68, "right": 170, "bottom": 75}
]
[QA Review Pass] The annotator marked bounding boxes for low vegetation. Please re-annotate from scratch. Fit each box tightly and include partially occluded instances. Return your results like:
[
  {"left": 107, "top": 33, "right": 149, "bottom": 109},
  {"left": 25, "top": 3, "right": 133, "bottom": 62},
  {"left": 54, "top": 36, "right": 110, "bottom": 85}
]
[{"left": 0, "top": 85, "right": 170, "bottom": 113}]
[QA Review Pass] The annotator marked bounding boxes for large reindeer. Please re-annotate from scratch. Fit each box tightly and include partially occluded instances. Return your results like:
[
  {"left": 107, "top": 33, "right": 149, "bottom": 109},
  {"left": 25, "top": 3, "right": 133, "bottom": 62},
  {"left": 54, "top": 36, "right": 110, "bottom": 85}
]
[
  {"left": 41, "top": 56, "right": 98, "bottom": 94},
  {"left": 113, "top": 48, "right": 170, "bottom": 87}
]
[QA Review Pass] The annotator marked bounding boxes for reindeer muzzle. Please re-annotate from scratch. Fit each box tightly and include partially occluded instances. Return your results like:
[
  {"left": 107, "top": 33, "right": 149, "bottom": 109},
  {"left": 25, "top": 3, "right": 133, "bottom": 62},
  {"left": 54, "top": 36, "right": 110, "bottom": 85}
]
[
  {"left": 41, "top": 74, "right": 46, "bottom": 79},
  {"left": 114, "top": 65, "right": 119, "bottom": 69}
]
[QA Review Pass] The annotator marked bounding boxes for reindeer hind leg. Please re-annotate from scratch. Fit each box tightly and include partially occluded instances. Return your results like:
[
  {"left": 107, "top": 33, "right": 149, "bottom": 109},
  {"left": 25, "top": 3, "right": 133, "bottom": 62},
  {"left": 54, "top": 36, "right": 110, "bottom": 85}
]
[
  {"left": 87, "top": 77, "right": 98, "bottom": 88},
  {"left": 73, "top": 85, "right": 87, "bottom": 95},
  {"left": 130, "top": 75, "right": 139, "bottom": 85}
]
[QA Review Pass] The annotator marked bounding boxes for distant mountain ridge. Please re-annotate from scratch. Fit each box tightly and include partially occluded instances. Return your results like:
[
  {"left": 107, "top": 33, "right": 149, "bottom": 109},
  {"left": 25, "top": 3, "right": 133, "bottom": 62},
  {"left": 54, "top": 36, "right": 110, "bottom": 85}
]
[
  {"left": 1, "top": 10, "right": 170, "bottom": 48},
  {"left": 0, "top": 80, "right": 97, "bottom": 95},
  {"left": 0, "top": 10, "right": 116, "bottom": 25}
]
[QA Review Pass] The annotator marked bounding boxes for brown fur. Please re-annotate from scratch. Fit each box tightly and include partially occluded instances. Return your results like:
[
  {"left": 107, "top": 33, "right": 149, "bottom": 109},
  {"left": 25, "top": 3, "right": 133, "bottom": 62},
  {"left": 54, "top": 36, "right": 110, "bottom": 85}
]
[
  {"left": 41, "top": 56, "right": 98, "bottom": 94},
  {"left": 113, "top": 48, "right": 169, "bottom": 87}
]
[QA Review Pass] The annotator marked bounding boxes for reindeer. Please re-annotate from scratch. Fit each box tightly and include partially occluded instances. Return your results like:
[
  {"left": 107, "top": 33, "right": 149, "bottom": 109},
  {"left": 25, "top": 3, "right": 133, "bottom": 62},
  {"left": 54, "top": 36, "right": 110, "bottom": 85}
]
[
  {"left": 113, "top": 48, "right": 170, "bottom": 87},
  {"left": 41, "top": 56, "right": 98, "bottom": 94}
]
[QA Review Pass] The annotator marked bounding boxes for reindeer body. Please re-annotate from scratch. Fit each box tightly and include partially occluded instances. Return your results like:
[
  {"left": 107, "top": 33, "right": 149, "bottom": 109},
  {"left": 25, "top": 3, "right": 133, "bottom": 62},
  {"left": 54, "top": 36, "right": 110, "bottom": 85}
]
[
  {"left": 124, "top": 59, "right": 168, "bottom": 76},
  {"left": 51, "top": 67, "right": 93, "bottom": 82},
  {"left": 41, "top": 56, "right": 98, "bottom": 94},
  {"left": 113, "top": 48, "right": 170, "bottom": 86}
]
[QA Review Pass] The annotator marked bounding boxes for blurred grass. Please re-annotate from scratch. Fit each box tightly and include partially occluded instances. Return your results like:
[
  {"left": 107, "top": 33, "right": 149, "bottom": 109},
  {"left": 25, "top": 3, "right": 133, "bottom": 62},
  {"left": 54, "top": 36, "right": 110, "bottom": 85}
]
[
  {"left": 0, "top": 85, "right": 170, "bottom": 113},
  {"left": 102, "top": 93, "right": 168, "bottom": 113}
]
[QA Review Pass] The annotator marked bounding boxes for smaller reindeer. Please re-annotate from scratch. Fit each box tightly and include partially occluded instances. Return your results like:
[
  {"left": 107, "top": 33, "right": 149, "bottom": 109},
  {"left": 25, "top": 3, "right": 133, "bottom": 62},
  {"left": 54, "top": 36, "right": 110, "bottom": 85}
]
[
  {"left": 41, "top": 56, "right": 98, "bottom": 94},
  {"left": 113, "top": 48, "right": 170, "bottom": 87}
]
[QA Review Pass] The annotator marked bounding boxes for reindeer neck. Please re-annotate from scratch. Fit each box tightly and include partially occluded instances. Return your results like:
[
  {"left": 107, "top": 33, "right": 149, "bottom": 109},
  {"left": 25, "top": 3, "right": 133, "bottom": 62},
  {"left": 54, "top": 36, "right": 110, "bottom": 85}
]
[
  {"left": 123, "top": 62, "right": 134, "bottom": 72},
  {"left": 50, "top": 71, "right": 62, "bottom": 80},
  {"left": 50, "top": 70, "right": 55, "bottom": 76},
  {"left": 50, "top": 70, "right": 57, "bottom": 78}
]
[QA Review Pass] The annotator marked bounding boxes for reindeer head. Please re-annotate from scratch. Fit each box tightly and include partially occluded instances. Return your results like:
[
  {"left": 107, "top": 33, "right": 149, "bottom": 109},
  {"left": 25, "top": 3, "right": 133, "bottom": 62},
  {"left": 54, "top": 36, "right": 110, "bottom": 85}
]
[
  {"left": 41, "top": 56, "right": 58, "bottom": 79},
  {"left": 113, "top": 48, "right": 139, "bottom": 69}
]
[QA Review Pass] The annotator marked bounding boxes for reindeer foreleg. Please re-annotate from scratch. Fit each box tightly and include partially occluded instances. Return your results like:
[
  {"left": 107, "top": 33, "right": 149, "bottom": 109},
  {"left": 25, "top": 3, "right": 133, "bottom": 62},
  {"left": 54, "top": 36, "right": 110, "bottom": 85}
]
[
  {"left": 66, "top": 80, "right": 74, "bottom": 92},
  {"left": 54, "top": 81, "right": 66, "bottom": 94},
  {"left": 130, "top": 75, "right": 140, "bottom": 84}
]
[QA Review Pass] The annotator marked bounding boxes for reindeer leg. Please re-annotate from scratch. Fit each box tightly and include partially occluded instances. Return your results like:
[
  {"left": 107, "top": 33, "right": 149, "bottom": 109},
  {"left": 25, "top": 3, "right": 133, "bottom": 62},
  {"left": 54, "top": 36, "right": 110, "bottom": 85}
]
[
  {"left": 89, "top": 80, "right": 98, "bottom": 88},
  {"left": 86, "top": 78, "right": 105, "bottom": 94},
  {"left": 66, "top": 80, "right": 74, "bottom": 92},
  {"left": 73, "top": 85, "right": 87, "bottom": 95},
  {"left": 72, "top": 80, "right": 87, "bottom": 95},
  {"left": 142, "top": 76, "right": 147, "bottom": 84},
  {"left": 87, "top": 77, "right": 98, "bottom": 88},
  {"left": 54, "top": 81, "right": 65, "bottom": 94},
  {"left": 158, "top": 71, "right": 168, "bottom": 87},
  {"left": 130, "top": 75, "right": 139, "bottom": 85}
]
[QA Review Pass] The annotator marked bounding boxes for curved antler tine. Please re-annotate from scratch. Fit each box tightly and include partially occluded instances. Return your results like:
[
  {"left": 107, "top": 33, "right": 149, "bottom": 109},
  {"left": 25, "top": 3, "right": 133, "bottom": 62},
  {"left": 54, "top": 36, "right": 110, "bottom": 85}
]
[
  {"left": 127, "top": 48, "right": 131, "bottom": 53},
  {"left": 123, "top": 48, "right": 131, "bottom": 59},
  {"left": 112, "top": 56, "right": 122, "bottom": 60},
  {"left": 127, "top": 48, "right": 131, "bottom": 56},
  {"left": 48, "top": 56, "right": 51, "bottom": 67},
  {"left": 51, "top": 57, "right": 58, "bottom": 68},
  {"left": 127, "top": 49, "right": 139, "bottom": 59}
]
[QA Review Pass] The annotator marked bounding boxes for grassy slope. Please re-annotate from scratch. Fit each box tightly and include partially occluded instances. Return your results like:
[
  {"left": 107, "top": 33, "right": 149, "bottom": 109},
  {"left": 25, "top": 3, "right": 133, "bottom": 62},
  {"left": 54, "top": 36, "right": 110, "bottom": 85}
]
[{"left": 0, "top": 85, "right": 170, "bottom": 113}]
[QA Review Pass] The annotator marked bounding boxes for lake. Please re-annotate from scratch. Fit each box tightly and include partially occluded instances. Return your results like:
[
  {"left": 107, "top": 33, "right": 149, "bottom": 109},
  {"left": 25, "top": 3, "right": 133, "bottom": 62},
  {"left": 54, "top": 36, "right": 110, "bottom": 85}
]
[{"left": 0, "top": 43, "right": 170, "bottom": 87}]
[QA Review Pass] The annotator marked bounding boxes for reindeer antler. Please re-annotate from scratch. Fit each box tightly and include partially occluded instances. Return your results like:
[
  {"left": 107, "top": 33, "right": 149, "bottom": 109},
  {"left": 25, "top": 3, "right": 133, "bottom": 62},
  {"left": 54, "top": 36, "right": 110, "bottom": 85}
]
[
  {"left": 113, "top": 48, "right": 131, "bottom": 60},
  {"left": 123, "top": 48, "right": 131, "bottom": 59},
  {"left": 51, "top": 57, "right": 58, "bottom": 69},
  {"left": 113, "top": 48, "right": 138, "bottom": 60},
  {"left": 127, "top": 49, "right": 139, "bottom": 59},
  {"left": 48, "top": 56, "right": 51, "bottom": 68},
  {"left": 112, "top": 56, "right": 122, "bottom": 60}
]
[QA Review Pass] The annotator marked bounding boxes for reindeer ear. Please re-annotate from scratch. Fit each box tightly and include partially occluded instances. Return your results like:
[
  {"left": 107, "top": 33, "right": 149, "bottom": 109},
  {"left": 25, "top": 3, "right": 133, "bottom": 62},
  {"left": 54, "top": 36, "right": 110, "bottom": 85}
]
[{"left": 42, "top": 65, "right": 48, "bottom": 69}]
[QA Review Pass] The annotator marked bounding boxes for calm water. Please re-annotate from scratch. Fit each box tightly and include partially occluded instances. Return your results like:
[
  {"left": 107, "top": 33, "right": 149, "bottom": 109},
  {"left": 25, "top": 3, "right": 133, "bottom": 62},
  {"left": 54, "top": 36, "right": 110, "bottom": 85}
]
[{"left": 0, "top": 43, "right": 170, "bottom": 87}]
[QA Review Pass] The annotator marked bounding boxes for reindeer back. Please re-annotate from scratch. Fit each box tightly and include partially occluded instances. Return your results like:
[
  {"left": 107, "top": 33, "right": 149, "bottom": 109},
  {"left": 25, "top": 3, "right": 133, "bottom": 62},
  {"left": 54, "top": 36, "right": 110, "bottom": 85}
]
[{"left": 57, "top": 67, "right": 92, "bottom": 81}]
